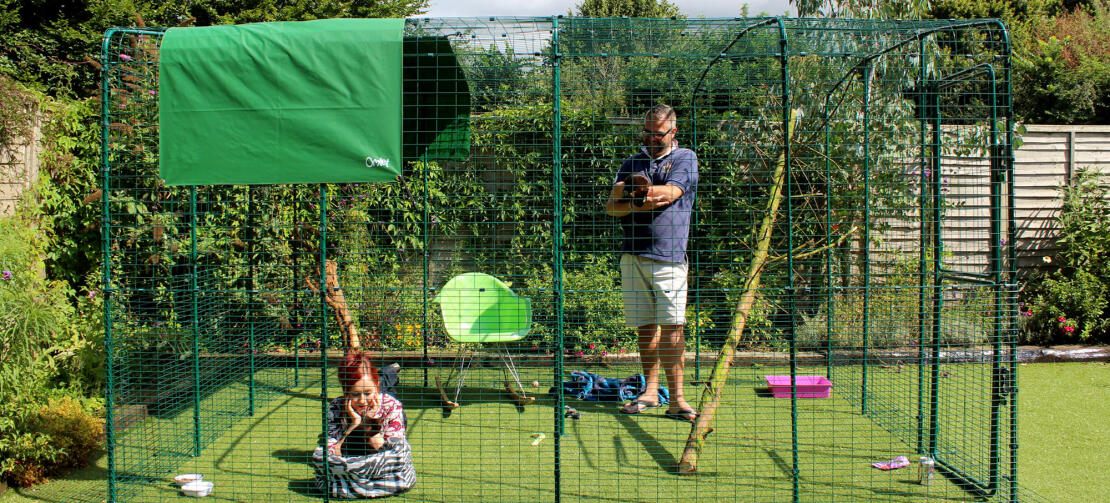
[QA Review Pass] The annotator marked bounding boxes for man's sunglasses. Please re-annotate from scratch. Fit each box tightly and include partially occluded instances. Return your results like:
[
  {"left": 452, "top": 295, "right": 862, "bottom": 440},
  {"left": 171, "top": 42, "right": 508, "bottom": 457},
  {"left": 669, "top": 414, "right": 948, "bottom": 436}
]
[{"left": 641, "top": 128, "right": 675, "bottom": 139}]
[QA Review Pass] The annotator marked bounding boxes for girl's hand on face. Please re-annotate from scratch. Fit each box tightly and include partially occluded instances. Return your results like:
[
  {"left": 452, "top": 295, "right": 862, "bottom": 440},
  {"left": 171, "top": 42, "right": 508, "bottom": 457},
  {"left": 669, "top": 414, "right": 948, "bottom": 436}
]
[{"left": 344, "top": 397, "right": 363, "bottom": 429}]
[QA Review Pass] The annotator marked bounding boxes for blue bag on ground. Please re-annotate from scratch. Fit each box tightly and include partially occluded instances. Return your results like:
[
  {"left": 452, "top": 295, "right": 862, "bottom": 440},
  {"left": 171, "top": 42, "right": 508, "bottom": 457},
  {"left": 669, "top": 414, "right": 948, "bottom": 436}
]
[{"left": 558, "top": 371, "right": 669, "bottom": 404}]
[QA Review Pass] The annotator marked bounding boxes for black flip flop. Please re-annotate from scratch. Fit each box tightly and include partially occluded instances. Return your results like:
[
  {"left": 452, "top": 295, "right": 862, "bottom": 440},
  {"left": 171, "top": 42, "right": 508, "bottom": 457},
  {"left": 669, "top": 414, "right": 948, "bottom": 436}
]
[
  {"left": 620, "top": 399, "right": 661, "bottom": 414},
  {"left": 664, "top": 408, "right": 697, "bottom": 423}
]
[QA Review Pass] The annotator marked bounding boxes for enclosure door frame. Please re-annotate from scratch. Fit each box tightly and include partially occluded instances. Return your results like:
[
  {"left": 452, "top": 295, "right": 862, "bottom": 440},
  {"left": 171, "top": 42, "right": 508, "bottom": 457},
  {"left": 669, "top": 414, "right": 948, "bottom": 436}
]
[{"left": 924, "top": 63, "right": 1009, "bottom": 498}]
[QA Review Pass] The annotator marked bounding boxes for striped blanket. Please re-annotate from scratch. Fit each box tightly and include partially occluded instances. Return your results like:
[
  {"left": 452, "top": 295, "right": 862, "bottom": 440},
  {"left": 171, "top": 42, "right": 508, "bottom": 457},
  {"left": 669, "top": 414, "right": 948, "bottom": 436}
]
[{"left": 312, "top": 437, "right": 416, "bottom": 499}]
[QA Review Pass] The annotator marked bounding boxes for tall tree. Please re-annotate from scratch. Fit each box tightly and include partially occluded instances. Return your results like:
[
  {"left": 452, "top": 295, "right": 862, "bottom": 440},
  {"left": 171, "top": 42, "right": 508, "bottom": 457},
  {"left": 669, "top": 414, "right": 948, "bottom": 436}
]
[
  {"left": 574, "top": 0, "right": 682, "bottom": 18},
  {"left": 790, "top": 0, "right": 931, "bottom": 18}
]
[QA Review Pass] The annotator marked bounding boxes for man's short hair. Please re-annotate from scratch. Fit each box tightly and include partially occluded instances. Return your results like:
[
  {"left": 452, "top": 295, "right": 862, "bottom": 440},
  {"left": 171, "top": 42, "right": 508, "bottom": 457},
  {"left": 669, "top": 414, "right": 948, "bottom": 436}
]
[{"left": 644, "top": 104, "right": 676, "bottom": 124}]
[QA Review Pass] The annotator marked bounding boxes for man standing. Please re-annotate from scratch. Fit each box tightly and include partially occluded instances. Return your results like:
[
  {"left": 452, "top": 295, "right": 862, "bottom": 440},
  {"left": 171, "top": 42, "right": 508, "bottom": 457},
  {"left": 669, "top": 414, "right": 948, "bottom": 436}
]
[{"left": 605, "top": 104, "right": 698, "bottom": 422}]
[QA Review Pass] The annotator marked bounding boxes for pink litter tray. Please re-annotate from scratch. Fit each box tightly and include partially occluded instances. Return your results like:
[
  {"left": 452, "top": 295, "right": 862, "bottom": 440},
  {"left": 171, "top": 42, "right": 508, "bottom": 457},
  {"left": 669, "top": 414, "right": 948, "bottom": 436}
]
[{"left": 765, "top": 375, "right": 833, "bottom": 398}]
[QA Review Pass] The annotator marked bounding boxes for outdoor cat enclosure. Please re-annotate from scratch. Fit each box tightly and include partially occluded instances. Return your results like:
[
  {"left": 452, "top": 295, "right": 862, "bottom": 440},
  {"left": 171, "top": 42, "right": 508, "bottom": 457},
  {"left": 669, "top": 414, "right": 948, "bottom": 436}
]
[{"left": 101, "top": 17, "right": 1027, "bottom": 502}]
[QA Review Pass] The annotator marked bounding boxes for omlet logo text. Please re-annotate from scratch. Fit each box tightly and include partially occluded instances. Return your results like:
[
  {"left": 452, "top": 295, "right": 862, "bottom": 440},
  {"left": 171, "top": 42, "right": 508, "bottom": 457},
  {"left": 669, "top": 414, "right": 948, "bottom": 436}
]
[{"left": 365, "top": 157, "right": 390, "bottom": 168}]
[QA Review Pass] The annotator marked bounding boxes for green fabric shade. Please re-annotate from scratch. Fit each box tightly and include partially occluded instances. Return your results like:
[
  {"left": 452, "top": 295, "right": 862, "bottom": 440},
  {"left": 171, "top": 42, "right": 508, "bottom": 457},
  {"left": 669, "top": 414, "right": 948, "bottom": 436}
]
[{"left": 158, "top": 19, "right": 404, "bottom": 186}]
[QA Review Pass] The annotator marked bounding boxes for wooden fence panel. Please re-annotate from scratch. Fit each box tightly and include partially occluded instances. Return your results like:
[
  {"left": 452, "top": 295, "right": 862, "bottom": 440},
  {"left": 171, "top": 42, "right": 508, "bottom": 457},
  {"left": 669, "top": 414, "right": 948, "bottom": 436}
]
[{"left": 1014, "top": 125, "right": 1110, "bottom": 273}]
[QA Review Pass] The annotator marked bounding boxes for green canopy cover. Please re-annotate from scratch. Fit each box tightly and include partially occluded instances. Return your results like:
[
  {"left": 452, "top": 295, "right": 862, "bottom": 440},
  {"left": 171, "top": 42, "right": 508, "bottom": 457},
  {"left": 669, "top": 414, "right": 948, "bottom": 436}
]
[{"left": 159, "top": 19, "right": 403, "bottom": 186}]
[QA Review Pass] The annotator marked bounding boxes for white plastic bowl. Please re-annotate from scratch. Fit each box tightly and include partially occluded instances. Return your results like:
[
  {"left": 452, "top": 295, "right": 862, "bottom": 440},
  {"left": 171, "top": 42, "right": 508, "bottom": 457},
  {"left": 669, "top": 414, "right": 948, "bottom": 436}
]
[
  {"left": 181, "top": 481, "right": 214, "bottom": 497},
  {"left": 173, "top": 474, "right": 203, "bottom": 486}
]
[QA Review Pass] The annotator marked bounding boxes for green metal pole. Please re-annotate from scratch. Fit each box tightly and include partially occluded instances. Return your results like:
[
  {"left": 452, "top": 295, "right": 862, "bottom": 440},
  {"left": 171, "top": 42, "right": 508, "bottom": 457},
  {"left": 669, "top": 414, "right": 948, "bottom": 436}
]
[
  {"left": 190, "top": 185, "right": 201, "bottom": 457},
  {"left": 861, "top": 62, "right": 872, "bottom": 416},
  {"left": 916, "top": 36, "right": 928, "bottom": 454},
  {"left": 294, "top": 197, "right": 301, "bottom": 387},
  {"left": 1002, "top": 23, "right": 1019, "bottom": 503},
  {"left": 986, "top": 63, "right": 1004, "bottom": 496},
  {"left": 775, "top": 18, "right": 799, "bottom": 503},
  {"left": 422, "top": 152, "right": 430, "bottom": 388},
  {"left": 928, "top": 86, "right": 943, "bottom": 457},
  {"left": 692, "top": 101, "right": 700, "bottom": 383},
  {"left": 248, "top": 187, "right": 256, "bottom": 416},
  {"left": 99, "top": 30, "right": 118, "bottom": 501},
  {"left": 294, "top": 189, "right": 303, "bottom": 384},
  {"left": 823, "top": 107, "right": 833, "bottom": 379},
  {"left": 319, "top": 185, "right": 331, "bottom": 503},
  {"left": 551, "top": 15, "right": 564, "bottom": 503}
]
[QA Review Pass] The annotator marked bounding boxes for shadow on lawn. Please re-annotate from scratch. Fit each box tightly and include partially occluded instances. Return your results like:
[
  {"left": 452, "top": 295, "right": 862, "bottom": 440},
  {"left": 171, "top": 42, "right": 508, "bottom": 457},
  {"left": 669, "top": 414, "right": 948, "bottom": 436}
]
[
  {"left": 288, "top": 478, "right": 324, "bottom": 498},
  {"left": 394, "top": 385, "right": 550, "bottom": 413},
  {"left": 614, "top": 413, "right": 680, "bottom": 474},
  {"left": 273, "top": 448, "right": 314, "bottom": 464},
  {"left": 273, "top": 449, "right": 324, "bottom": 498}
]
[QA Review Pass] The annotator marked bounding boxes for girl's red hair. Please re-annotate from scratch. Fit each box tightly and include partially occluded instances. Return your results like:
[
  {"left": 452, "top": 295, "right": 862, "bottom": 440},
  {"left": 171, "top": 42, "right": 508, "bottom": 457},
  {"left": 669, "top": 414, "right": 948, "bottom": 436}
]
[{"left": 338, "top": 352, "right": 379, "bottom": 393}]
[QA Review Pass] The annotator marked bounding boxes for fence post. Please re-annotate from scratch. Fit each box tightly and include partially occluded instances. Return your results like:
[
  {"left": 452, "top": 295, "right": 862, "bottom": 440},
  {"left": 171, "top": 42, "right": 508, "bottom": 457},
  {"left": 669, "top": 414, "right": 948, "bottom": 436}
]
[
  {"left": 1066, "top": 129, "right": 1075, "bottom": 184},
  {"left": 551, "top": 14, "right": 564, "bottom": 503}
]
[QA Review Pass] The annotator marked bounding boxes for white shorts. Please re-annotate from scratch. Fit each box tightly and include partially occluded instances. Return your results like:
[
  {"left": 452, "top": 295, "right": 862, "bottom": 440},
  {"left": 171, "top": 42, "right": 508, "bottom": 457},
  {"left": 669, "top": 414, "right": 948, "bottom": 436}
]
[{"left": 620, "top": 253, "right": 688, "bottom": 328}]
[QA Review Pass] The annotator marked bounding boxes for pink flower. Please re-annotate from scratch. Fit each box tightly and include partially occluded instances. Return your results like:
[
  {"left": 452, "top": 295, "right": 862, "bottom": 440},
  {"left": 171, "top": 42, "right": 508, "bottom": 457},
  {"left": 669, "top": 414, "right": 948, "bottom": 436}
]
[
  {"left": 88, "top": 290, "right": 97, "bottom": 298},
  {"left": 588, "top": 344, "right": 595, "bottom": 350},
  {"left": 119, "top": 53, "right": 132, "bottom": 61},
  {"left": 575, "top": 352, "right": 584, "bottom": 357},
  {"left": 1, "top": 270, "right": 11, "bottom": 280},
  {"left": 1063, "top": 326, "right": 1075, "bottom": 333},
  {"left": 1057, "top": 317, "right": 1066, "bottom": 323},
  {"left": 601, "top": 351, "right": 607, "bottom": 356}
]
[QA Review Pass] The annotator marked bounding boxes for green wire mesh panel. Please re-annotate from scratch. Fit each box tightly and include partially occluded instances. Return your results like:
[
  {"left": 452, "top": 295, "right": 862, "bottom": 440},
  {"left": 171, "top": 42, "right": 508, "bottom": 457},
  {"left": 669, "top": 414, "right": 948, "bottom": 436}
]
[{"left": 100, "top": 17, "right": 1041, "bottom": 503}]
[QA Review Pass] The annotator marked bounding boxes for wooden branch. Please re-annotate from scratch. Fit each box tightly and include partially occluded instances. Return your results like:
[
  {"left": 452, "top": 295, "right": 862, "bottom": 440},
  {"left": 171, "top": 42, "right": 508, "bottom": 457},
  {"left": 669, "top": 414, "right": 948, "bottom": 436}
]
[
  {"left": 766, "top": 225, "right": 860, "bottom": 263},
  {"left": 504, "top": 380, "right": 535, "bottom": 407},
  {"left": 305, "top": 259, "right": 366, "bottom": 351},
  {"left": 434, "top": 376, "right": 459, "bottom": 409},
  {"left": 679, "top": 109, "right": 802, "bottom": 475}
]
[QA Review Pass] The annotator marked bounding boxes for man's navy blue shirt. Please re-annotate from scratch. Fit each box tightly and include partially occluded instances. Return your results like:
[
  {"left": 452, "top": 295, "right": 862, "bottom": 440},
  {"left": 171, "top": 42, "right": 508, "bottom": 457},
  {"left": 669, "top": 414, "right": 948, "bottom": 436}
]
[{"left": 613, "top": 146, "right": 698, "bottom": 263}]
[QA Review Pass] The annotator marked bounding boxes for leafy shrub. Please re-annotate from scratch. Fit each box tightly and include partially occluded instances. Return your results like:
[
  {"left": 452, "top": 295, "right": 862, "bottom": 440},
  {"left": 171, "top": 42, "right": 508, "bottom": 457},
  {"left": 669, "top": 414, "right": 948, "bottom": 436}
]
[
  {"left": 29, "top": 96, "right": 103, "bottom": 293},
  {"left": 29, "top": 396, "right": 104, "bottom": 471},
  {"left": 1021, "top": 168, "right": 1110, "bottom": 343},
  {"left": 1013, "top": 0, "right": 1110, "bottom": 124},
  {"left": 0, "top": 216, "right": 74, "bottom": 401},
  {"left": 0, "top": 215, "right": 105, "bottom": 487},
  {"left": 0, "top": 396, "right": 104, "bottom": 487},
  {"left": 560, "top": 259, "right": 633, "bottom": 354},
  {"left": 0, "top": 428, "right": 58, "bottom": 488}
]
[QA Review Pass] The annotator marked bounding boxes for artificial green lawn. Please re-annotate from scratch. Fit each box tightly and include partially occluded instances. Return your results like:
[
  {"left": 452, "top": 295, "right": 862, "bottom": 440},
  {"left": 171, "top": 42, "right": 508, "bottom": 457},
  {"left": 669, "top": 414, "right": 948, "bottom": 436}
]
[
  {"left": 2, "top": 362, "right": 1104, "bottom": 502},
  {"left": 1016, "top": 362, "right": 1110, "bottom": 502}
]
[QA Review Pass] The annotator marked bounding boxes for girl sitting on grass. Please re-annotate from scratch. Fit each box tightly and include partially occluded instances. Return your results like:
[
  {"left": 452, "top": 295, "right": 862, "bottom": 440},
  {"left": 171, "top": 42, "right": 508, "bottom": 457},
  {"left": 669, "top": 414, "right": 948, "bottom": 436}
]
[{"left": 312, "top": 353, "right": 415, "bottom": 498}]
